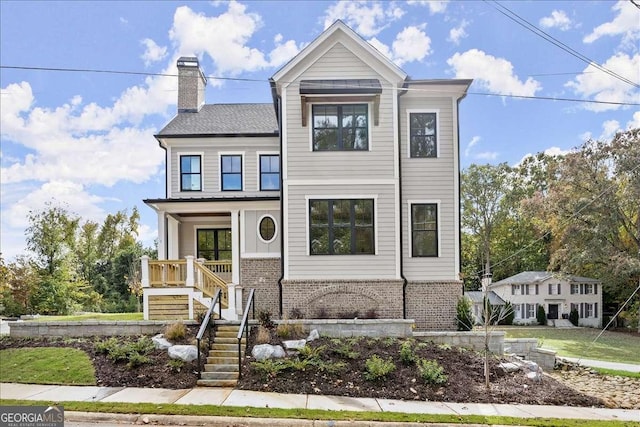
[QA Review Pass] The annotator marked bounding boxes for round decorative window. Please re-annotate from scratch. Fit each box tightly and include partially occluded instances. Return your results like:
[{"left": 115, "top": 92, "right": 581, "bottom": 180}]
[{"left": 258, "top": 215, "right": 277, "bottom": 243}]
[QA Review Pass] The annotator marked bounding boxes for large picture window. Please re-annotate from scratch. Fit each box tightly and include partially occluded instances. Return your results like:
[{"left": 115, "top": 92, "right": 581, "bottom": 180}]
[
  {"left": 197, "top": 229, "right": 231, "bottom": 260},
  {"left": 221, "top": 155, "right": 242, "bottom": 191},
  {"left": 259, "top": 155, "right": 280, "bottom": 191},
  {"left": 409, "top": 112, "right": 437, "bottom": 158},
  {"left": 180, "top": 155, "right": 201, "bottom": 191},
  {"left": 309, "top": 199, "right": 374, "bottom": 255},
  {"left": 312, "top": 104, "right": 368, "bottom": 151},
  {"left": 411, "top": 203, "right": 438, "bottom": 257}
]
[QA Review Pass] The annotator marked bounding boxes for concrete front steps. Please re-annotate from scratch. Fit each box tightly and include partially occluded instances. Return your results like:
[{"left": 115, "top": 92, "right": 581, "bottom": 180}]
[{"left": 197, "top": 324, "right": 246, "bottom": 387}]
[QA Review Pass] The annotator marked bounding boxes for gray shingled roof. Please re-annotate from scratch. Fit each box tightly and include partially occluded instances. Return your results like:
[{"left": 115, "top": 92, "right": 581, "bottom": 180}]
[
  {"left": 491, "top": 271, "right": 600, "bottom": 286},
  {"left": 465, "top": 291, "right": 506, "bottom": 305},
  {"left": 157, "top": 104, "right": 278, "bottom": 136}
]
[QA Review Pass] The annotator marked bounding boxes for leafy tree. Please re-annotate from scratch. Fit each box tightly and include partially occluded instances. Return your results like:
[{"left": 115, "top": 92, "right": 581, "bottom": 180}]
[
  {"left": 25, "top": 203, "right": 79, "bottom": 275},
  {"left": 536, "top": 305, "right": 547, "bottom": 326},
  {"left": 0, "top": 255, "right": 39, "bottom": 316},
  {"left": 456, "top": 296, "right": 474, "bottom": 331}
]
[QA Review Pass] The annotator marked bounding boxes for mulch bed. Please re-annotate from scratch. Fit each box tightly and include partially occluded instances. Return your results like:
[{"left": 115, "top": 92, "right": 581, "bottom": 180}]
[{"left": 0, "top": 329, "right": 604, "bottom": 407}]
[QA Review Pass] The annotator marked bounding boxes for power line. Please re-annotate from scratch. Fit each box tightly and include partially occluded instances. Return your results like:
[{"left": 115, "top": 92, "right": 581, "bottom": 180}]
[
  {"left": 484, "top": 0, "right": 640, "bottom": 89},
  {"left": 2, "top": 65, "right": 638, "bottom": 106}
]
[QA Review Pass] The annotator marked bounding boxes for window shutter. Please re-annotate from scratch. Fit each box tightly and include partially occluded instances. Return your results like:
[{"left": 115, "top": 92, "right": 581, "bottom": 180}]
[
  {"left": 580, "top": 303, "right": 584, "bottom": 318},
  {"left": 548, "top": 283, "right": 552, "bottom": 294},
  {"left": 580, "top": 283, "right": 584, "bottom": 294},
  {"left": 594, "top": 284, "right": 597, "bottom": 294},
  {"left": 558, "top": 283, "right": 561, "bottom": 294},
  {"left": 595, "top": 302, "right": 598, "bottom": 318},
  {"left": 512, "top": 285, "right": 515, "bottom": 295},
  {"left": 536, "top": 284, "right": 539, "bottom": 295}
]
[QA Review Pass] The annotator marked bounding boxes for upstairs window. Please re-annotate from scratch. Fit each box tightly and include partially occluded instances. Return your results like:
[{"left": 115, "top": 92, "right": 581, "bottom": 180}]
[
  {"left": 409, "top": 112, "right": 437, "bottom": 158},
  {"left": 260, "top": 155, "right": 280, "bottom": 191},
  {"left": 180, "top": 155, "right": 201, "bottom": 191},
  {"left": 411, "top": 203, "right": 438, "bottom": 257},
  {"left": 312, "top": 104, "right": 368, "bottom": 151},
  {"left": 221, "top": 155, "right": 242, "bottom": 191},
  {"left": 309, "top": 199, "right": 374, "bottom": 255}
]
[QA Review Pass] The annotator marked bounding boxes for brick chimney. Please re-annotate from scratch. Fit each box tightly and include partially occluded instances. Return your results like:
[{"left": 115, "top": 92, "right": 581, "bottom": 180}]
[{"left": 176, "top": 57, "right": 207, "bottom": 113}]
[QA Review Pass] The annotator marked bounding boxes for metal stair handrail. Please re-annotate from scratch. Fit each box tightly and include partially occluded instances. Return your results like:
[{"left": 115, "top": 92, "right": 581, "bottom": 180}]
[
  {"left": 196, "top": 288, "right": 222, "bottom": 380},
  {"left": 236, "top": 288, "right": 256, "bottom": 379}
]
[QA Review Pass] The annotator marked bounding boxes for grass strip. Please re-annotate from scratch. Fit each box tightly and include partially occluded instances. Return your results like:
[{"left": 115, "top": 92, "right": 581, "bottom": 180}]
[
  {"left": 32, "top": 312, "right": 143, "bottom": 322},
  {"left": 0, "top": 348, "right": 96, "bottom": 385},
  {"left": 591, "top": 368, "right": 640, "bottom": 379},
  {"left": 1, "top": 399, "right": 636, "bottom": 427}
]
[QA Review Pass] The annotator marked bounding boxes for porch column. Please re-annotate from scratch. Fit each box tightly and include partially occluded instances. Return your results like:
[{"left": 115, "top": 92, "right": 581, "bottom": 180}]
[
  {"left": 157, "top": 211, "right": 167, "bottom": 260},
  {"left": 167, "top": 215, "right": 180, "bottom": 259},
  {"left": 231, "top": 209, "right": 240, "bottom": 285},
  {"left": 185, "top": 255, "right": 194, "bottom": 287},
  {"left": 140, "top": 256, "right": 150, "bottom": 288}
]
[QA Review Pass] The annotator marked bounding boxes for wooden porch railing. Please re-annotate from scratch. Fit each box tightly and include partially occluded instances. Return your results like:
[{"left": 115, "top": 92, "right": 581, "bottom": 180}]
[
  {"left": 203, "top": 260, "right": 232, "bottom": 284},
  {"left": 148, "top": 260, "right": 187, "bottom": 286},
  {"left": 194, "top": 261, "right": 229, "bottom": 308}
]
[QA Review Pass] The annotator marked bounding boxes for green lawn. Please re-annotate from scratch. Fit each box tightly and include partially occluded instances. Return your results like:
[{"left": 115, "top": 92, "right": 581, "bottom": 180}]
[
  {"left": 0, "top": 347, "right": 96, "bottom": 385},
  {"left": 32, "top": 312, "right": 143, "bottom": 322},
  {"left": 499, "top": 326, "right": 640, "bottom": 364}
]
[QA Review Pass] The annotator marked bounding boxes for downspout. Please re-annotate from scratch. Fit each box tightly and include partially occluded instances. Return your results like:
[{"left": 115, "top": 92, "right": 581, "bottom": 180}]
[
  {"left": 271, "top": 79, "right": 285, "bottom": 318},
  {"left": 457, "top": 93, "right": 467, "bottom": 297},
  {"left": 398, "top": 84, "right": 409, "bottom": 318}
]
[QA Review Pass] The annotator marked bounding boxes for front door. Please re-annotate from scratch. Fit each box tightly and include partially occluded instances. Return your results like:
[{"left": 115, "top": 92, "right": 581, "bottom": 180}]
[
  {"left": 548, "top": 304, "right": 559, "bottom": 320},
  {"left": 197, "top": 229, "right": 232, "bottom": 260}
]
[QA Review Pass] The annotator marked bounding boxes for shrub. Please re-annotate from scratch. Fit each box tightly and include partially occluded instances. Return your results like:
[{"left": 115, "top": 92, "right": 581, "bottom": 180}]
[
  {"left": 276, "top": 317, "right": 304, "bottom": 339},
  {"left": 289, "top": 307, "right": 305, "bottom": 319},
  {"left": 363, "top": 308, "right": 379, "bottom": 319},
  {"left": 537, "top": 305, "right": 547, "bottom": 325},
  {"left": 164, "top": 321, "right": 187, "bottom": 341},
  {"left": 330, "top": 339, "right": 359, "bottom": 360},
  {"left": 94, "top": 336, "right": 154, "bottom": 369},
  {"left": 251, "top": 359, "right": 288, "bottom": 380},
  {"left": 338, "top": 310, "right": 360, "bottom": 319},
  {"left": 399, "top": 340, "right": 416, "bottom": 365},
  {"left": 499, "top": 301, "right": 515, "bottom": 325},
  {"left": 298, "top": 345, "right": 326, "bottom": 362},
  {"left": 257, "top": 310, "right": 275, "bottom": 329},
  {"left": 168, "top": 359, "right": 185, "bottom": 373},
  {"left": 126, "top": 352, "right": 150, "bottom": 369},
  {"left": 417, "top": 359, "right": 448, "bottom": 385},
  {"left": 456, "top": 297, "right": 474, "bottom": 331},
  {"left": 364, "top": 355, "right": 396, "bottom": 381},
  {"left": 255, "top": 325, "right": 272, "bottom": 344},
  {"left": 317, "top": 360, "right": 347, "bottom": 374},
  {"left": 569, "top": 308, "right": 579, "bottom": 326}
]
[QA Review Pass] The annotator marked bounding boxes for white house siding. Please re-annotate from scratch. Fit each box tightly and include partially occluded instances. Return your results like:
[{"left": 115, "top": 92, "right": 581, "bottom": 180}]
[
  {"left": 285, "top": 184, "right": 397, "bottom": 279},
  {"left": 400, "top": 93, "right": 458, "bottom": 281},
  {"left": 243, "top": 209, "right": 281, "bottom": 255},
  {"left": 168, "top": 136, "right": 279, "bottom": 197},
  {"left": 283, "top": 43, "right": 397, "bottom": 180}
]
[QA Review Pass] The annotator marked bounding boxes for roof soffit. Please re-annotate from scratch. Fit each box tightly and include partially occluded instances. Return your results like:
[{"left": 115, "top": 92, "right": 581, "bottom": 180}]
[{"left": 271, "top": 21, "right": 407, "bottom": 87}]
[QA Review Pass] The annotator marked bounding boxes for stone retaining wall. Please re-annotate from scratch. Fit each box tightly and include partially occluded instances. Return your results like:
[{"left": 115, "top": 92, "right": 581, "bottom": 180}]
[
  {"left": 8, "top": 320, "right": 198, "bottom": 338},
  {"left": 276, "top": 319, "right": 414, "bottom": 338},
  {"left": 504, "top": 338, "right": 557, "bottom": 370},
  {"left": 413, "top": 331, "right": 505, "bottom": 354}
]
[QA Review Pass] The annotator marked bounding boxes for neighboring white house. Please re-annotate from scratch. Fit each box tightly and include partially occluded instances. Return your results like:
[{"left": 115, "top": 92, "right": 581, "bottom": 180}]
[
  {"left": 490, "top": 271, "right": 602, "bottom": 327},
  {"left": 141, "top": 20, "right": 472, "bottom": 329}
]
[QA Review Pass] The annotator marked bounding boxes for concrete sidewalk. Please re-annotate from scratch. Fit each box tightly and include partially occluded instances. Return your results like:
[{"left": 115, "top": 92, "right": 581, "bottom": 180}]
[
  {"left": 558, "top": 357, "right": 640, "bottom": 373},
  {"left": 1, "top": 383, "right": 638, "bottom": 424}
]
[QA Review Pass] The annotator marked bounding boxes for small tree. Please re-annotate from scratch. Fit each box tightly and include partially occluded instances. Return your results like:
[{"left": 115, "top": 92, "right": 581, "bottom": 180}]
[
  {"left": 537, "top": 305, "right": 547, "bottom": 325},
  {"left": 569, "top": 308, "right": 579, "bottom": 326},
  {"left": 456, "top": 296, "right": 474, "bottom": 331},
  {"left": 499, "top": 301, "right": 515, "bottom": 325}
]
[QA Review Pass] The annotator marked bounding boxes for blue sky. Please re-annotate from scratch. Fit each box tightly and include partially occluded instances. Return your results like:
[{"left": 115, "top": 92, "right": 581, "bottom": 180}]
[{"left": 1, "top": 0, "right": 638, "bottom": 260}]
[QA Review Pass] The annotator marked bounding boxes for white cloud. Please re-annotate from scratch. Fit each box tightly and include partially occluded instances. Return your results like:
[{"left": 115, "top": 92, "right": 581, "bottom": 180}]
[
  {"left": 516, "top": 146, "right": 571, "bottom": 166},
  {"left": 464, "top": 136, "right": 481, "bottom": 157},
  {"left": 600, "top": 119, "right": 620, "bottom": 140},
  {"left": 323, "top": 1, "right": 404, "bottom": 37},
  {"left": 169, "top": 2, "right": 268, "bottom": 75},
  {"left": 627, "top": 111, "right": 640, "bottom": 129},
  {"left": 475, "top": 151, "right": 499, "bottom": 160},
  {"left": 367, "top": 37, "right": 392, "bottom": 59},
  {"left": 447, "top": 49, "right": 542, "bottom": 96},
  {"left": 584, "top": 1, "right": 640, "bottom": 45},
  {"left": 407, "top": 0, "right": 449, "bottom": 14},
  {"left": 268, "top": 34, "right": 302, "bottom": 67},
  {"left": 565, "top": 53, "right": 640, "bottom": 112},
  {"left": 539, "top": 10, "right": 572, "bottom": 31},
  {"left": 392, "top": 25, "right": 431, "bottom": 66},
  {"left": 141, "top": 38, "right": 168, "bottom": 66},
  {"left": 448, "top": 20, "right": 469, "bottom": 45}
]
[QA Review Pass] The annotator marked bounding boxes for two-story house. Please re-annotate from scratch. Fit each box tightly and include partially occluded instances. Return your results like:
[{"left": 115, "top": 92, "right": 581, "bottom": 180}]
[
  {"left": 490, "top": 271, "right": 602, "bottom": 327},
  {"left": 141, "top": 20, "right": 471, "bottom": 329}
]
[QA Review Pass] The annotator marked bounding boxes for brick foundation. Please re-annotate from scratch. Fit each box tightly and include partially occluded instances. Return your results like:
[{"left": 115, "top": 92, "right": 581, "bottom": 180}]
[
  {"left": 281, "top": 279, "right": 404, "bottom": 320},
  {"left": 405, "top": 281, "right": 462, "bottom": 330},
  {"left": 240, "top": 257, "right": 281, "bottom": 316}
]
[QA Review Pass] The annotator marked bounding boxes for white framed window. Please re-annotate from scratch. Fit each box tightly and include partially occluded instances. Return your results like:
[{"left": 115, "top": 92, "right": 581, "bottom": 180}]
[
  {"left": 258, "top": 153, "right": 280, "bottom": 191},
  {"left": 571, "top": 283, "right": 579, "bottom": 294},
  {"left": 257, "top": 214, "right": 278, "bottom": 244},
  {"left": 179, "top": 153, "right": 204, "bottom": 192},
  {"left": 312, "top": 104, "right": 369, "bottom": 151},
  {"left": 219, "top": 152, "right": 245, "bottom": 191},
  {"left": 526, "top": 303, "right": 536, "bottom": 319},
  {"left": 407, "top": 109, "right": 439, "bottom": 158}
]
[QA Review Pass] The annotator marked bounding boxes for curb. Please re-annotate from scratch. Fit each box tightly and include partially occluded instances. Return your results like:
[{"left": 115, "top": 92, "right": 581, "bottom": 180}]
[{"left": 65, "top": 411, "right": 492, "bottom": 427}]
